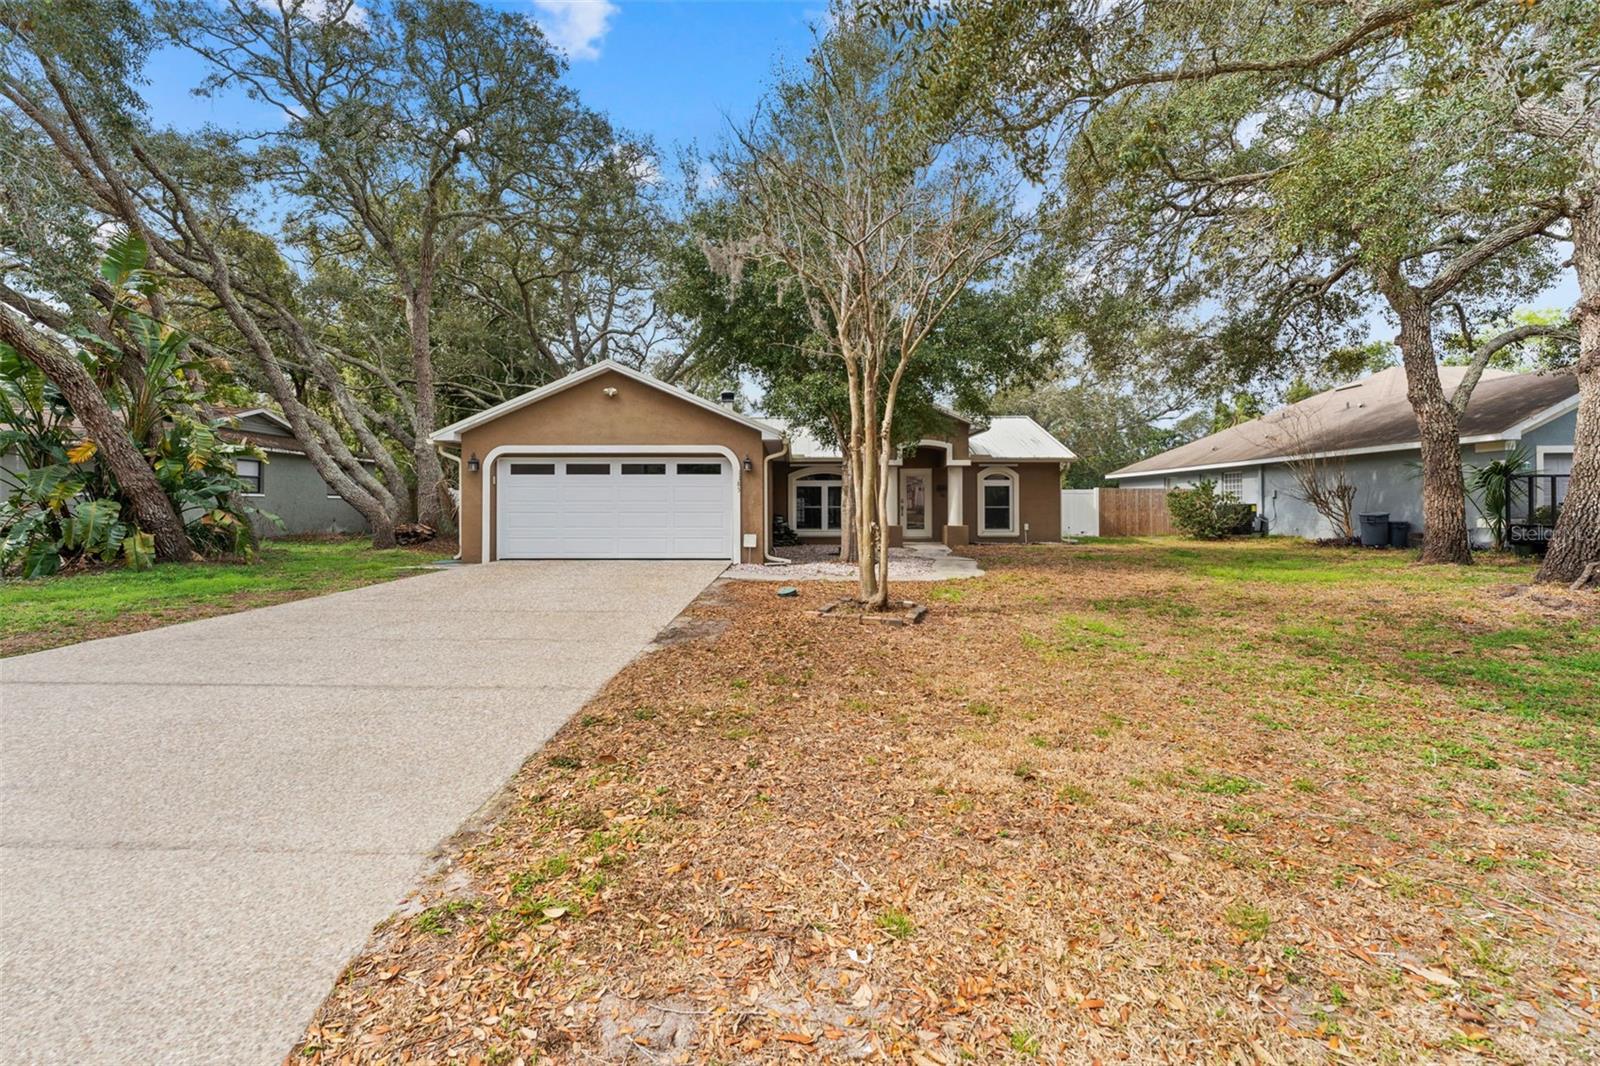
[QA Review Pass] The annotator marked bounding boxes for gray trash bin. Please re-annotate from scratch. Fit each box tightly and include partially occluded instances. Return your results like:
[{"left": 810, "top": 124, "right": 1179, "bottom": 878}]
[
  {"left": 1358, "top": 512, "right": 1390, "bottom": 547},
  {"left": 1388, "top": 521, "right": 1411, "bottom": 549}
]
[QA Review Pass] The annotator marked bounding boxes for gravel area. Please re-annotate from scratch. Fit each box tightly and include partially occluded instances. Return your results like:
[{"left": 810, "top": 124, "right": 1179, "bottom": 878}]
[{"left": 726, "top": 543, "right": 979, "bottom": 581}]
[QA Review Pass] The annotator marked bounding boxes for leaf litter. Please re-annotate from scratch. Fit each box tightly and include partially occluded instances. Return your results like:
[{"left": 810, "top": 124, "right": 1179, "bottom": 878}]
[{"left": 292, "top": 539, "right": 1599, "bottom": 1064}]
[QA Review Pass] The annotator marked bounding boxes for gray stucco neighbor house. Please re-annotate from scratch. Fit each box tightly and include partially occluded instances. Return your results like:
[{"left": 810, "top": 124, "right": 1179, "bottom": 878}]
[
  {"left": 219, "top": 409, "right": 371, "bottom": 538},
  {"left": 2, "top": 408, "right": 371, "bottom": 537},
  {"left": 1106, "top": 367, "right": 1578, "bottom": 545}
]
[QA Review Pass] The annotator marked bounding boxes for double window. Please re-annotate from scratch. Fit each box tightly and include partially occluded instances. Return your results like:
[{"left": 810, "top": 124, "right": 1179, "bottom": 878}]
[
  {"left": 978, "top": 468, "right": 1017, "bottom": 536},
  {"left": 792, "top": 470, "right": 843, "bottom": 532},
  {"left": 235, "top": 458, "right": 263, "bottom": 495}
]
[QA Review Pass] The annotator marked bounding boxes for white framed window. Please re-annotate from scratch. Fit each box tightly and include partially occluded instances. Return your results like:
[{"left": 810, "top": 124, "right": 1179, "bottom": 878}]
[
  {"left": 978, "top": 467, "right": 1018, "bottom": 536},
  {"left": 789, "top": 467, "right": 844, "bottom": 533},
  {"left": 235, "top": 458, "right": 264, "bottom": 496},
  {"left": 1219, "top": 469, "right": 1244, "bottom": 500}
]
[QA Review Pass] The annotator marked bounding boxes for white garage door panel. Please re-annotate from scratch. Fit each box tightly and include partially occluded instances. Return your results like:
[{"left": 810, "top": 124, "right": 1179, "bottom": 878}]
[{"left": 498, "top": 457, "right": 733, "bottom": 559}]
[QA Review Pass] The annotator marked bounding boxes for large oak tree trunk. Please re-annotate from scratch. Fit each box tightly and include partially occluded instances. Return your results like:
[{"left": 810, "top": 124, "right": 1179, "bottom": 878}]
[
  {"left": 0, "top": 311, "right": 192, "bottom": 563},
  {"left": 1538, "top": 193, "right": 1600, "bottom": 583},
  {"left": 405, "top": 288, "right": 445, "bottom": 529},
  {"left": 1384, "top": 277, "right": 1473, "bottom": 564}
]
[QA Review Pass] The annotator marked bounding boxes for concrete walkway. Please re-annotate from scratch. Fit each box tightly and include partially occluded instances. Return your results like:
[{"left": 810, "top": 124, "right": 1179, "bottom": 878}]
[{"left": 0, "top": 560, "right": 724, "bottom": 1065}]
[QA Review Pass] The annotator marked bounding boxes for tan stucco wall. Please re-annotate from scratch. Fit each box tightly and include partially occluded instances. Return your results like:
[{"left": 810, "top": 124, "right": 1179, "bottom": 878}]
[
  {"left": 947, "top": 419, "right": 971, "bottom": 462},
  {"left": 456, "top": 368, "right": 767, "bottom": 563},
  {"left": 964, "top": 462, "right": 1064, "bottom": 543}
]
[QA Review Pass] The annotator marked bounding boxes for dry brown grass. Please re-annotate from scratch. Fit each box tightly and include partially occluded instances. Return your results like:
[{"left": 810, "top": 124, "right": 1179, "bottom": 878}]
[{"left": 293, "top": 539, "right": 1599, "bottom": 1065}]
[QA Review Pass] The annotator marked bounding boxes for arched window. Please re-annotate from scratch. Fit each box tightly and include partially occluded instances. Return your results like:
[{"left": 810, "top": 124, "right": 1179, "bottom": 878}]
[
  {"left": 978, "top": 468, "right": 1018, "bottom": 536},
  {"left": 790, "top": 468, "right": 844, "bottom": 533}
]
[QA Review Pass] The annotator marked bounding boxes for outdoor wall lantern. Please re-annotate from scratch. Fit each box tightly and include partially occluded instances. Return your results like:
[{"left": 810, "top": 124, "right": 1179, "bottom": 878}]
[
  {"left": 467, "top": 452, "right": 480, "bottom": 474},
  {"left": 743, "top": 454, "right": 753, "bottom": 472}
]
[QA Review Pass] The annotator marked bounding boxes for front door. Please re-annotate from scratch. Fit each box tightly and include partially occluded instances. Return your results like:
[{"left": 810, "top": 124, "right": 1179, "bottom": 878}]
[{"left": 901, "top": 467, "right": 931, "bottom": 539}]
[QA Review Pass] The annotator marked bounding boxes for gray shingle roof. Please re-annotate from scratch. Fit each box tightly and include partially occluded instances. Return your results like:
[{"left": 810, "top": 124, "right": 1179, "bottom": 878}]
[{"left": 1107, "top": 367, "right": 1577, "bottom": 479}]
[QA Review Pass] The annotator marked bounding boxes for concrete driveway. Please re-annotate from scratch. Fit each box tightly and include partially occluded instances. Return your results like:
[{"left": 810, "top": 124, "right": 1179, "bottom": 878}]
[{"left": 0, "top": 560, "right": 724, "bottom": 1065}]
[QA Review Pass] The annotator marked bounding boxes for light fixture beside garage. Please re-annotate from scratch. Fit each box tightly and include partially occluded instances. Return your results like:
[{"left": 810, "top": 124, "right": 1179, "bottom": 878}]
[
  {"left": 467, "top": 452, "right": 480, "bottom": 473},
  {"left": 743, "top": 454, "right": 753, "bottom": 472},
  {"left": 603, "top": 387, "right": 618, "bottom": 398}
]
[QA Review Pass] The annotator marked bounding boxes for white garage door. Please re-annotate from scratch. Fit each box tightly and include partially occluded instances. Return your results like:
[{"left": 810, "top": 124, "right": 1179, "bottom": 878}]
[{"left": 497, "top": 457, "right": 734, "bottom": 559}]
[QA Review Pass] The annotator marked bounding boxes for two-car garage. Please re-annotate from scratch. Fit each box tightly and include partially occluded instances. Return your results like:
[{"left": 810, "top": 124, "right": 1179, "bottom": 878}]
[
  {"left": 435, "top": 361, "right": 777, "bottom": 564},
  {"left": 496, "top": 456, "right": 735, "bottom": 559}
]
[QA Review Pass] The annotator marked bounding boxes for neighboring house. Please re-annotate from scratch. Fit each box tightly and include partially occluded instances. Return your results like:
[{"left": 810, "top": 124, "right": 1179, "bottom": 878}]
[
  {"left": 429, "top": 360, "right": 1078, "bottom": 563},
  {"left": 0, "top": 447, "right": 23, "bottom": 508},
  {"left": 1, "top": 407, "right": 370, "bottom": 536},
  {"left": 217, "top": 409, "right": 371, "bottom": 537},
  {"left": 1106, "top": 367, "right": 1578, "bottom": 544}
]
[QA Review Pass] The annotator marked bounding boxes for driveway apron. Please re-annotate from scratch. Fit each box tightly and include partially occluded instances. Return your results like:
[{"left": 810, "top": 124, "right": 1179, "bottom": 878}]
[{"left": 0, "top": 560, "right": 724, "bottom": 1064}]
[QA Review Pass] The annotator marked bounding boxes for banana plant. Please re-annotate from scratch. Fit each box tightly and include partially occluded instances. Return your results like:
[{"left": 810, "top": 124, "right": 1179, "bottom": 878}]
[{"left": 0, "top": 236, "right": 264, "bottom": 577}]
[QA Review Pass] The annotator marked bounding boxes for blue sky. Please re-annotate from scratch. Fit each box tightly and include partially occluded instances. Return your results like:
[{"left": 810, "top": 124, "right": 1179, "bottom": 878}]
[
  {"left": 139, "top": 0, "right": 1577, "bottom": 355},
  {"left": 142, "top": 0, "right": 823, "bottom": 160}
]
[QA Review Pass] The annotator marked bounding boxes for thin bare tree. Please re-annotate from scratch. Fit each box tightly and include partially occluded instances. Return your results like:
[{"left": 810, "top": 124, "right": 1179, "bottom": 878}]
[
  {"left": 720, "top": 23, "right": 1022, "bottom": 607},
  {"left": 1267, "top": 408, "right": 1360, "bottom": 542}
]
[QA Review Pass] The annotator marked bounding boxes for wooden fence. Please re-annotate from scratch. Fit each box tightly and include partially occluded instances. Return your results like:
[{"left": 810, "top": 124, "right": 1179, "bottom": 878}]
[{"left": 1098, "top": 488, "right": 1175, "bottom": 536}]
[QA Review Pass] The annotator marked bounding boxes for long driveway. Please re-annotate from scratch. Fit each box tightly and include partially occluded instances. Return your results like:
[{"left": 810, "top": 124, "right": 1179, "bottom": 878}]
[{"left": 0, "top": 560, "right": 724, "bottom": 1064}]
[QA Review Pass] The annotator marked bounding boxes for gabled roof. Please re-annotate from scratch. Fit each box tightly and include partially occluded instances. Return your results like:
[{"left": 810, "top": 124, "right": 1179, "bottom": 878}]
[
  {"left": 224, "top": 406, "right": 294, "bottom": 433},
  {"left": 970, "top": 415, "right": 1078, "bottom": 461},
  {"left": 429, "top": 360, "right": 783, "bottom": 444},
  {"left": 1107, "top": 366, "right": 1578, "bottom": 480}
]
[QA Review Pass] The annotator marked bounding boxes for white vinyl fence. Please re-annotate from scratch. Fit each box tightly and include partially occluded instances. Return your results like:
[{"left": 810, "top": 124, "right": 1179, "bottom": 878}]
[{"left": 1060, "top": 488, "right": 1099, "bottom": 537}]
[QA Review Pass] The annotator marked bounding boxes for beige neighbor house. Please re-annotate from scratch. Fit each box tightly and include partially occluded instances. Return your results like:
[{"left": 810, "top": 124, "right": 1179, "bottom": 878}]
[{"left": 430, "top": 360, "right": 1077, "bottom": 564}]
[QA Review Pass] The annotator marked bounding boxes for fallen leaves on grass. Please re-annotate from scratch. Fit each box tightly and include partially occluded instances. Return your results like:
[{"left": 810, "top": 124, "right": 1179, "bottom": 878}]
[{"left": 292, "top": 539, "right": 1600, "bottom": 1064}]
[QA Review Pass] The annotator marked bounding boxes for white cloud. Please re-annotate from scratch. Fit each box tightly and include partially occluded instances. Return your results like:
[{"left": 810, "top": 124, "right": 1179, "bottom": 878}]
[
  {"left": 1235, "top": 112, "right": 1266, "bottom": 148},
  {"left": 530, "top": 0, "right": 618, "bottom": 62},
  {"left": 695, "top": 160, "right": 721, "bottom": 193},
  {"left": 259, "top": 0, "right": 368, "bottom": 28},
  {"left": 628, "top": 153, "right": 661, "bottom": 185}
]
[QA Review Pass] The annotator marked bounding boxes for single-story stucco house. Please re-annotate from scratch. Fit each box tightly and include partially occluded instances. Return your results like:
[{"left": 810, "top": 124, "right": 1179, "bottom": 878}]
[
  {"left": 1106, "top": 366, "right": 1578, "bottom": 545},
  {"left": 429, "top": 360, "right": 1078, "bottom": 563},
  {"left": 219, "top": 408, "right": 371, "bottom": 537}
]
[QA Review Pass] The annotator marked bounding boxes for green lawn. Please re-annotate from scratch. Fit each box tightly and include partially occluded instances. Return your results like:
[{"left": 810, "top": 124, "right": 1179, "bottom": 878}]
[{"left": 1, "top": 538, "right": 441, "bottom": 656}]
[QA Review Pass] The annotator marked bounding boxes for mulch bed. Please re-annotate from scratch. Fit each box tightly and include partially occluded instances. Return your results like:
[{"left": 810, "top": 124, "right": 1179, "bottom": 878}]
[{"left": 293, "top": 541, "right": 1599, "bottom": 1064}]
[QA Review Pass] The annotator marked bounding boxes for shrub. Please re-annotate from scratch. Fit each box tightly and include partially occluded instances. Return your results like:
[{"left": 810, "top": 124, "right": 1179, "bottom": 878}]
[{"left": 1166, "top": 479, "right": 1255, "bottom": 540}]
